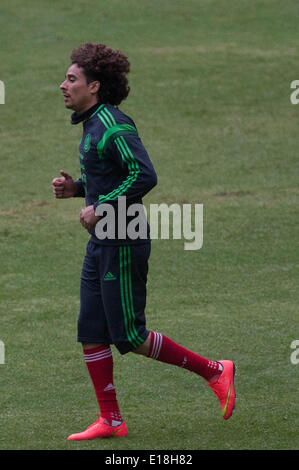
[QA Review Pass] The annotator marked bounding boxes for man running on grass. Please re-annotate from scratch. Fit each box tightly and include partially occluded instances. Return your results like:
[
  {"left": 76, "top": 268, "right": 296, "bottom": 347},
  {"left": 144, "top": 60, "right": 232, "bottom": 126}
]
[{"left": 52, "top": 43, "right": 236, "bottom": 440}]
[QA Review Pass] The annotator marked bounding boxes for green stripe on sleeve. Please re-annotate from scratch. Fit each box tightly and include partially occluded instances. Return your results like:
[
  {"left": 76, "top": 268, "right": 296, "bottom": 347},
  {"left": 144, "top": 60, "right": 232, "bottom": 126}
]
[
  {"left": 97, "top": 124, "right": 138, "bottom": 159},
  {"left": 96, "top": 107, "right": 141, "bottom": 206}
]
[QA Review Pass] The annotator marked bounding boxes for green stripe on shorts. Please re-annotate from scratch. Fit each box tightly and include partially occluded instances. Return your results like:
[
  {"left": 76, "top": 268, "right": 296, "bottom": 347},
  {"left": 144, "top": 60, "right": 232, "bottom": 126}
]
[{"left": 119, "top": 246, "right": 144, "bottom": 349}]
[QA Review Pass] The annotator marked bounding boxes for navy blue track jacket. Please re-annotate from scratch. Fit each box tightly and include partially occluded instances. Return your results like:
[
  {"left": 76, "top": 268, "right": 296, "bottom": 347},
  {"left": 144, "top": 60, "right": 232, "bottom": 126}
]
[{"left": 72, "top": 103, "right": 157, "bottom": 245}]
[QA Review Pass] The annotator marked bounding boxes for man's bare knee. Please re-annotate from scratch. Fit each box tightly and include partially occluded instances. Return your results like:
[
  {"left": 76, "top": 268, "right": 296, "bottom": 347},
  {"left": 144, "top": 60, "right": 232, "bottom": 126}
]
[
  {"left": 81, "top": 342, "right": 105, "bottom": 350},
  {"left": 132, "top": 334, "right": 151, "bottom": 356}
]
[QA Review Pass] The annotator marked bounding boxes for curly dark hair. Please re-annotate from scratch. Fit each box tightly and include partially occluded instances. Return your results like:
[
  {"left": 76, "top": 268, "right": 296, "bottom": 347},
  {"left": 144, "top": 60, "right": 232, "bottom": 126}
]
[{"left": 70, "top": 43, "right": 130, "bottom": 106}]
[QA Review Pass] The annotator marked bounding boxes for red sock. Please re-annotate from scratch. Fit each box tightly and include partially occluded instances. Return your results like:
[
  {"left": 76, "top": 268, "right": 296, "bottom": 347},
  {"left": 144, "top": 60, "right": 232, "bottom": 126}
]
[
  {"left": 148, "top": 332, "right": 222, "bottom": 382},
  {"left": 83, "top": 346, "right": 123, "bottom": 426}
]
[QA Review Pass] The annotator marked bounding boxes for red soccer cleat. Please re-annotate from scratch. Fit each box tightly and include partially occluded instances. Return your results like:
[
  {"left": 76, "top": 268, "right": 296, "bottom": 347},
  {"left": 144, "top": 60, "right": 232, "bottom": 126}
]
[
  {"left": 67, "top": 414, "right": 128, "bottom": 440},
  {"left": 207, "top": 360, "right": 236, "bottom": 420}
]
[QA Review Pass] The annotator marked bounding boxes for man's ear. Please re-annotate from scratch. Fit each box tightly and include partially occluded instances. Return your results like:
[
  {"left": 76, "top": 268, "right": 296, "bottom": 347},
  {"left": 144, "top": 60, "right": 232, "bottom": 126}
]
[{"left": 89, "top": 81, "right": 100, "bottom": 95}]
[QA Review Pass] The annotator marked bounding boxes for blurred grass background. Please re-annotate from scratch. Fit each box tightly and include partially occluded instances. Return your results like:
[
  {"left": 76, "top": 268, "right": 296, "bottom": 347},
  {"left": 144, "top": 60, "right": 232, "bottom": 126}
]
[{"left": 0, "top": 0, "right": 298, "bottom": 450}]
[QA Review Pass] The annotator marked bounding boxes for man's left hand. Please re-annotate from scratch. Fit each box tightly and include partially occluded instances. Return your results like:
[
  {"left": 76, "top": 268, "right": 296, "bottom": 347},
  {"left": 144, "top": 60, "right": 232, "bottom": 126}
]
[{"left": 80, "top": 205, "right": 100, "bottom": 230}]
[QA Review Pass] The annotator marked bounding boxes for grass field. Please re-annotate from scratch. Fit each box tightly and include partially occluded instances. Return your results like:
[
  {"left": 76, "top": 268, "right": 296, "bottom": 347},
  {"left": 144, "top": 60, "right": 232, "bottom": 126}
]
[{"left": 0, "top": 0, "right": 298, "bottom": 451}]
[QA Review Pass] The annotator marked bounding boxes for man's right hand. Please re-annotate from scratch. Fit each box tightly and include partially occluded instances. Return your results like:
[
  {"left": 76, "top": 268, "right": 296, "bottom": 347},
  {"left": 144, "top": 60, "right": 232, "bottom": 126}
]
[{"left": 52, "top": 170, "right": 77, "bottom": 198}]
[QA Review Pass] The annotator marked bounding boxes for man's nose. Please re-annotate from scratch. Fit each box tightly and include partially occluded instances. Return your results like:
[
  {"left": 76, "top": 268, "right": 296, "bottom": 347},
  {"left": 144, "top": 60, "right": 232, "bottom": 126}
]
[{"left": 60, "top": 80, "right": 66, "bottom": 90}]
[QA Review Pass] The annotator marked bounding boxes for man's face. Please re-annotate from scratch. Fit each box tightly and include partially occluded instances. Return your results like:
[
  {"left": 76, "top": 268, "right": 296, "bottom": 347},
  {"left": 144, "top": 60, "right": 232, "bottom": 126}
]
[{"left": 60, "top": 63, "right": 98, "bottom": 113}]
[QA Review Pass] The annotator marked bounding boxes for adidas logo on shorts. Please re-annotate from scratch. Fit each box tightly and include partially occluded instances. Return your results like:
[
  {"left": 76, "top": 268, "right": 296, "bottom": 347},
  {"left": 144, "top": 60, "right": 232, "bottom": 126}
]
[{"left": 104, "top": 271, "right": 117, "bottom": 281}]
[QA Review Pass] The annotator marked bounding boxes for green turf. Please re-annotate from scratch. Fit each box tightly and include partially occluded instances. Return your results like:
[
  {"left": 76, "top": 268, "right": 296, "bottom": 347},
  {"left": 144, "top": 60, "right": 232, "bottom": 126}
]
[{"left": 0, "top": 0, "right": 298, "bottom": 450}]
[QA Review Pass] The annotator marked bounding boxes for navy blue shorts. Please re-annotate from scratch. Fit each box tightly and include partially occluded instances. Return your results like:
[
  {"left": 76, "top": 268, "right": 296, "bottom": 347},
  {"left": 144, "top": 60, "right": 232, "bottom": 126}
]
[{"left": 78, "top": 239, "right": 150, "bottom": 354}]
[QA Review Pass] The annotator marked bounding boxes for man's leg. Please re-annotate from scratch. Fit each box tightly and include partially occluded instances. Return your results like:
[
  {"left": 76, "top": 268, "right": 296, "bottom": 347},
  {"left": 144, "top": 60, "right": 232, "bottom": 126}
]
[
  {"left": 67, "top": 242, "right": 127, "bottom": 440},
  {"left": 67, "top": 343, "right": 128, "bottom": 441},
  {"left": 133, "top": 332, "right": 223, "bottom": 382},
  {"left": 133, "top": 332, "right": 236, "bottom": 420},
  {"left": 82, "top": 342, "right": 123, "bottom": 426}
]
